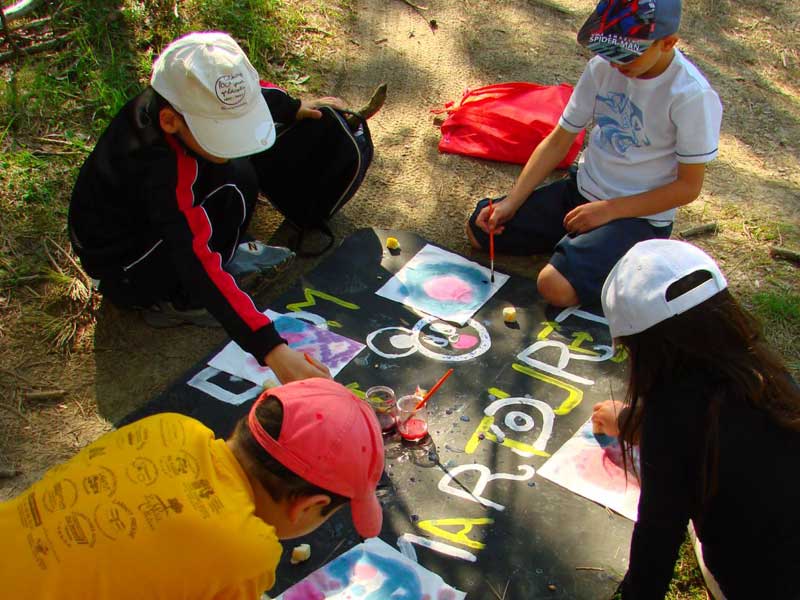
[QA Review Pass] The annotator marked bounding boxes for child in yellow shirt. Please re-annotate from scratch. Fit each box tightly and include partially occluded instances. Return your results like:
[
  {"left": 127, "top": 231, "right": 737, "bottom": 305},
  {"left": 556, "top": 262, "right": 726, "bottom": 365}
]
[{"left": 0, "top": 378, "right": 384, "bottom": 600}]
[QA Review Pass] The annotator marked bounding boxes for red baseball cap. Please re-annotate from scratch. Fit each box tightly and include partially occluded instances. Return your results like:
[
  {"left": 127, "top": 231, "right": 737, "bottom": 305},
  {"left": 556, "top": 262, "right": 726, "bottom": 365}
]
[{"left": 247, "top": 378, "right": 385, "bottom": 538}]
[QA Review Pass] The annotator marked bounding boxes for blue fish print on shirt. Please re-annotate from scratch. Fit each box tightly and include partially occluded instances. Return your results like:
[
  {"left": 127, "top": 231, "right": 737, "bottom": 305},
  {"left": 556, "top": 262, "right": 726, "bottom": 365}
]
[{"left": 595, "top": 91, "right": 650, "bottom": 156}]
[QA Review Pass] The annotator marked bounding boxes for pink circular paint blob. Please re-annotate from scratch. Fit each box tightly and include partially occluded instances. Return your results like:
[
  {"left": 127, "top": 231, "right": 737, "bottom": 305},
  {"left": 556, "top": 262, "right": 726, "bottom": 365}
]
[
  {"left": 451, "top": 334, "right": 479, "bottom": 349},
  {"left": 422, "top": 276, "right": 474, "bottom": 304},
  {"left": 353, "top": 563, "right": 379, "bottom": 579}
]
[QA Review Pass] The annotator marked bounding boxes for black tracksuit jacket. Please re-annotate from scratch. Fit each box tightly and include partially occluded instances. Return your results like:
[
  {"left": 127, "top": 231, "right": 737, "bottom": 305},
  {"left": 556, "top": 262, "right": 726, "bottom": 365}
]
[{"left": 69, "top": 84, "right": 300, "bottom": 363}]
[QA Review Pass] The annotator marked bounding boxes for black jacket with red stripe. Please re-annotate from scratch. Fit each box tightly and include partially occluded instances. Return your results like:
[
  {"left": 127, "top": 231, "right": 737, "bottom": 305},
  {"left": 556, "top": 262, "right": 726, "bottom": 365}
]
[{"left": 68, "top": 85, "right": 301, "bottom": 363}]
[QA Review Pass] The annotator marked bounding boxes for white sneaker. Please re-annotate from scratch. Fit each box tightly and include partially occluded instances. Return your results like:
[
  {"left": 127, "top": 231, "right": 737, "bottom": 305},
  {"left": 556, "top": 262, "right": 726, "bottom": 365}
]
[
  {"left": 141, "top": 301, "right": 220, "bottom": 328},
  {"left": 227, "top": 240, "right": 295, "bottom": 291}
]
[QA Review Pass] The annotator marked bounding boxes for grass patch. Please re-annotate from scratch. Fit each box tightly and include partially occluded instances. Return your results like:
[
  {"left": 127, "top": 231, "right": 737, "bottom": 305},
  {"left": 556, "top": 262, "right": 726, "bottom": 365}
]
[
  {"left": 612, "top": 535, "right": 708, "bottom": 600},
  {"left": 0, "top": 0, "right": 319, "bottom": 349},
  {"left": 666, "top": 537, "right": 709, "bottom": 599},
  {"left": 752, "top": 291, "right": 800, "bottom": 325},
  {"left": 750, "top": 290, "right": 800, "bottom": 374}
]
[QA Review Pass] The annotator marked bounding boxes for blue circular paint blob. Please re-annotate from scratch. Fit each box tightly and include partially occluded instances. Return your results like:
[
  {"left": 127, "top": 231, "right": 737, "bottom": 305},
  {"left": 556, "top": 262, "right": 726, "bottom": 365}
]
[{"left": 399, "top": 261, "right": 490, "bottom": 314}]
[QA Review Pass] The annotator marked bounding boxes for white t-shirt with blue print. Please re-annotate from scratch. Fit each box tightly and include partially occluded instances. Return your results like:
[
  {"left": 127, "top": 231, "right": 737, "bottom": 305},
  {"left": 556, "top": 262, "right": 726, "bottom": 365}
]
[{"left": 558, "top": 49, "right": 723, "bottom": 225}]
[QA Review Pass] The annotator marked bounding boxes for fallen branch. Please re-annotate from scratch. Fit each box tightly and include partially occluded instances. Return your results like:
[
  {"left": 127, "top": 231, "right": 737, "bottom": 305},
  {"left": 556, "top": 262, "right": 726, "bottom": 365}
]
[
  {"left": 0, "top": 35, "right": 69, "bottom": 64},
  {"left": 43, "top": 239, "right": 65, "bottom": 275},
  {"left": 34, "top": 136, "right": 74, "bottom": 145},
  {"left": 678, "top": 222, "right": 718, "bottom": 239},
  {"left": 2, "top": 0, "right": 44, "bottom": 21},
  {"left": 397, "top": 0, "right": 428, "bottom": 11},
  {"left": 393, "top": 0, "right": 437, "bottom": 32},
  {"left": 300, "top": 25, "right": 333, "bottom": 37},
  {"left": 25, "top": 389, "right": 67, "bottom": 401},
  {"left": 0, "top": 2, "right": 21, "bottom": 57},
  {"left": 30, "top": 148, "right": 83, "bottom": 156},
  {"left": 770, "top": 246, "right": 800, "bottom": 265},
  {"left": 9, "top": 14, "right": 51, "bottom": 31},
  {"left": 47, "top": 236, "right": 93, "bottom": 289},
  {"left": 529, "top": 0, "right": 573, "bottom": 15}
]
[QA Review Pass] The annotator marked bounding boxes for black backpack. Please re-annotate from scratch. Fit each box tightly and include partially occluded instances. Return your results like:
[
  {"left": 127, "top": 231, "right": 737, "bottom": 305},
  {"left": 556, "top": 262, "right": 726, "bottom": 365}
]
[{"left": 251, "top": 106, "right": 374, "bottom": 255}]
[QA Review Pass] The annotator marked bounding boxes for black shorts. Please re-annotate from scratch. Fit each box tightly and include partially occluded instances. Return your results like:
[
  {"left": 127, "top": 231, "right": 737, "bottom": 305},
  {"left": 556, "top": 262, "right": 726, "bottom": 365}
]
[{"left": 467, "top": 172, "right": 672, "bottom": 306}]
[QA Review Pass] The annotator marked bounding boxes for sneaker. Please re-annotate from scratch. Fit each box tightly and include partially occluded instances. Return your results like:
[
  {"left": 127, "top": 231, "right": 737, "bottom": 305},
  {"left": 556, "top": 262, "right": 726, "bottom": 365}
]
[
  {"left": 142, "top": 301, "right": 221, "bottom": 328},
  {"left": 227, "top": 240, "right": 295, "bottom": 291}
]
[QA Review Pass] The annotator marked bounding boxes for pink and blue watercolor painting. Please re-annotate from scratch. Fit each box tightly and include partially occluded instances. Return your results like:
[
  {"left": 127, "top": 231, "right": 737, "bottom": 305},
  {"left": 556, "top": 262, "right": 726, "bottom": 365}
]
[
  {"left": 538, "top": 418, "right": 641, "bottom": 521},
  {"left": 376, "top": 244, "right": 509, "bottom": 325},
  {"left": 276, "top": 538, "right": 465, "bottom": 600},
  {"left": 208, "top": 310, "right": 365, "bottom": 390}
]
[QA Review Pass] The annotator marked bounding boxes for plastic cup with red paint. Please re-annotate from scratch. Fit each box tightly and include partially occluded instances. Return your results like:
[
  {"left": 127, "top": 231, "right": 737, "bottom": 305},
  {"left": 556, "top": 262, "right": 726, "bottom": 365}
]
[{"left": 397, "top": 394, "right": 429, "bottom": 442}]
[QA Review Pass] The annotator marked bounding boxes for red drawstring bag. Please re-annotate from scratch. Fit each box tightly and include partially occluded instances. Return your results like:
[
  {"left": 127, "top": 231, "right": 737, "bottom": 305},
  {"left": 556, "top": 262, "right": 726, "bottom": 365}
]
[{"left": 436, "top": 82, "right": 585, "bottom": 169}]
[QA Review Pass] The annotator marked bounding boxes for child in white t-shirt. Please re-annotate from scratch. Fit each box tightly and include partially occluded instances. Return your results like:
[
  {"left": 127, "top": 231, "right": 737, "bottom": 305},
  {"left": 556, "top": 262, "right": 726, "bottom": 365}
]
[{"left": 466, "top": 0, "right": 722, "bottom": 308}]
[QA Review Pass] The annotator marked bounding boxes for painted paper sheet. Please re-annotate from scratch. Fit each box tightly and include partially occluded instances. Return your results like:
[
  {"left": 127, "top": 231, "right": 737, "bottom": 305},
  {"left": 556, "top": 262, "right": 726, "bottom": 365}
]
[
  {"left": 208, "top": 311, "right": 365, "bottom": 388},
  {"left": 537, "top": 418, "right": 640, "bottom": 521},
  {"left": 275, "top": 537, "right": 466, "bottom": 600},
  {"left": 375, "top": 244, "right": 509, "bottom": 325}
]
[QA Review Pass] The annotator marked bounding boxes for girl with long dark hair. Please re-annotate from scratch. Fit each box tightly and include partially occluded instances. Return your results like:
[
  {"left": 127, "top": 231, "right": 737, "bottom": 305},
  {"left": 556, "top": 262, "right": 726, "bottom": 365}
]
[{"left": 593, "top": 239, "right": 800, "bottom": 599}]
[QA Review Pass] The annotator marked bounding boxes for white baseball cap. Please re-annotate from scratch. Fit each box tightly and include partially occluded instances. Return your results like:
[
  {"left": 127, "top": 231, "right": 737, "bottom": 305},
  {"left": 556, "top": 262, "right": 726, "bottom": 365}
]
[
  {"left": 601, "top": 239, "right": 728, "bottom": 339},
  {"left": 150, "top": 31, "right": 276, "bottom": 159}
]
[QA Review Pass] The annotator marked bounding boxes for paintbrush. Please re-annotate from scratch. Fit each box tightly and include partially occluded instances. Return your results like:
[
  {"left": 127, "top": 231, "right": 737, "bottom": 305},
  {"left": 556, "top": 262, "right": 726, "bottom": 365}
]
[
  {"left": 488, "top": 198, "right": 495, "bottom": 284},
  {"left": 413, "top": 368, "right": 454, "bottom": 411}
]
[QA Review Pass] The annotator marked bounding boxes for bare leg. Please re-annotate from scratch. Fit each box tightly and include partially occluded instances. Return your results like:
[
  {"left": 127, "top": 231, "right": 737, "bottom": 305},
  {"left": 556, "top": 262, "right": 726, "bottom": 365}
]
[
  {"left": 537, "top": 264, "right": 579, "bottom": 307},
  {"left": 464, "top": 218, "right": 483, "bottom": 249}
]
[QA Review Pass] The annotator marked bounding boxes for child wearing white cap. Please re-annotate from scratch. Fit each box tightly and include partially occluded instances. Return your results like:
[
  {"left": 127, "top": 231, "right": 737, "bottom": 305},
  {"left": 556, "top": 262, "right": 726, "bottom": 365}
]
[
  {"left": 0, "top": 378, "right": 385, "bottom": 599},
  {"left": 594, "top": 239, "right": 800, "bottom": 598},
  {"left": 68, "top": 32, "right": 374, "bottom": 383}
]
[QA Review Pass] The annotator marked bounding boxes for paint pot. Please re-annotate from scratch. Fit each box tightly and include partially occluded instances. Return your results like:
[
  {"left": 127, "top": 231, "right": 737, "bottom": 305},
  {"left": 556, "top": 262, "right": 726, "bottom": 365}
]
[
  {"left": 365, "top": 386, "right": 398, "bottom": 432},
  {"left": 397, "top": 394, "right": 429, "bottom": 442}
]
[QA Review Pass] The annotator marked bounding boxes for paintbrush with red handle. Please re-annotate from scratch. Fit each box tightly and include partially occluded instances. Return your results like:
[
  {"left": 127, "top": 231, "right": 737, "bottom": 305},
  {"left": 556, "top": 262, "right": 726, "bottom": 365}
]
[
  {"left": 488, "top": 198, "right": 495, "bottom": 284},
  {"left": 414, "top": 368, "right": 454, "bottom": 411}
]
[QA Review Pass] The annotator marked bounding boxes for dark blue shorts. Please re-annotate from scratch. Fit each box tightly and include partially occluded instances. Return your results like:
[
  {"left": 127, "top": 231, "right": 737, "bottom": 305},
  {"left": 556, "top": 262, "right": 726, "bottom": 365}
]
[{"left": 467, "top": 173, "right": 672, "bottom": 306}]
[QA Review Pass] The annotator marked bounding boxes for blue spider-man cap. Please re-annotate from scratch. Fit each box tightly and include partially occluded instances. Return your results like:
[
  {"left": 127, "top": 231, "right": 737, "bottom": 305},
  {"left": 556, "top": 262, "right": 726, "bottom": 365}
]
[{"left": 577, "top": 0, "right": 681, "bottom": 64}]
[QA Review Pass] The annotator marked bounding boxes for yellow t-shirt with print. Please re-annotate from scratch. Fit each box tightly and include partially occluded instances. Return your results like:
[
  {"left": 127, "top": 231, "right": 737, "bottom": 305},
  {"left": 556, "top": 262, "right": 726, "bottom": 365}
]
[{"left": 0, "top": 413, "right": 283, "bottom": 600}]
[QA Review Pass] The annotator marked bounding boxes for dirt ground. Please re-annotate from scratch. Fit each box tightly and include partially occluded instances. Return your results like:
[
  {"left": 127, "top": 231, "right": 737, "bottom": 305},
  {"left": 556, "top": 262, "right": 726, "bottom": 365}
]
[{"left": 1, "top": 0, "right": 798, "bottom": 509}]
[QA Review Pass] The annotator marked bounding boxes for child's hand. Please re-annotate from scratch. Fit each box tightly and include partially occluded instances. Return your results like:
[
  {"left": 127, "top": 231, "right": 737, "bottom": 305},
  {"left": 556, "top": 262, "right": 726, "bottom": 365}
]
[
  {"left": 475, "top": 199, "right": 515, "bottom": 235},
  {"left": 264, "top": 344, "right": 332, "bottom": 384},
  {"left": 591, "top": 400, "right": 625, "bottom": 437},
  {"left": 296, "top": 97, "right": 348, "bottom": 120},
  {"left": 563, "top": 200, "right": 615, "bottom": 233}
]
